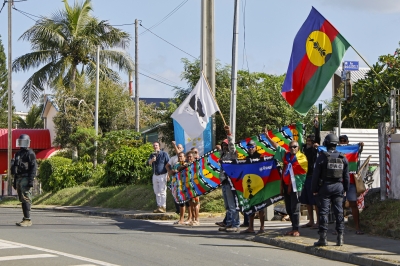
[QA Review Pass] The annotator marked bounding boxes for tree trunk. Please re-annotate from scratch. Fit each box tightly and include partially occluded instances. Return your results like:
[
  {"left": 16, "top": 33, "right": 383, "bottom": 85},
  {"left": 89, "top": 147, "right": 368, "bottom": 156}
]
[{"left": 70, "top": 65, "right": 77, "bottom": 91}]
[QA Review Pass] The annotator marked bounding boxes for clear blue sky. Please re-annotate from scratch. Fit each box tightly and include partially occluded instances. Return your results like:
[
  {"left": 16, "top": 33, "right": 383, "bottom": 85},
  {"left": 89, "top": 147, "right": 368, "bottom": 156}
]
[{"left": 0, "top": 0, "right": 399, "bottom": 112}]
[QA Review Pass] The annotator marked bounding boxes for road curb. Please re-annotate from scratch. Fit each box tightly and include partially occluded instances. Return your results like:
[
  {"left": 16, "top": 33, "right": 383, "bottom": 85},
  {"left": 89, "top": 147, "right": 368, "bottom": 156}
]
[
  {"left": 254, "top": 235, "right": 399, "bottom": 266},
  {"left": 0, "top": 205, "right": 223, "bottom": 221}
]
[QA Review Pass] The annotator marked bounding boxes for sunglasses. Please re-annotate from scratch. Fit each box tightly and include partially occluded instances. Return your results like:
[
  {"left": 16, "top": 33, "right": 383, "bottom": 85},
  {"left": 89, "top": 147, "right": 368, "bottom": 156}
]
[
  {"left": 289, "top": 146, "right": 298, "bottom": 149},
  {"left": 193, "top": 151, "right": 198, "bottom": 154},
  {"left": 247, "top": 145, "right": 255, "bottom": 149}
]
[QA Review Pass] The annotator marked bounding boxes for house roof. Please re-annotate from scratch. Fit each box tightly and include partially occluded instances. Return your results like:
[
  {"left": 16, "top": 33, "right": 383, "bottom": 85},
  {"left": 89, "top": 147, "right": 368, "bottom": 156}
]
[
  {"left": 41, "top": 95, "right": 59, "bottom": 118},
  {"left": 0, "top": 129, "right": 51, "bottom": 150},
  {"left": 140, "top": 98, "right": 171, "bottom": 107}
]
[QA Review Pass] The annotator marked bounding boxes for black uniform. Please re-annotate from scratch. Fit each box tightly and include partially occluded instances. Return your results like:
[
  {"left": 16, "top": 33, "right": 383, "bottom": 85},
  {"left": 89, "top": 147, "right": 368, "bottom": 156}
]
[
  {"left": 12, "top": 148, "right": 37, "bottom": 222},
  {"left": 311, "top": 149, "right": 349, "bottom": 234}
]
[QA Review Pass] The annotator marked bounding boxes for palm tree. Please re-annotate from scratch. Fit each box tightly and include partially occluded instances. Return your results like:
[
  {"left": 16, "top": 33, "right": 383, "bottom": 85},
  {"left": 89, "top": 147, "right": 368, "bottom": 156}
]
[
  {"left": 12, "top": 0, "right": 134, "bottom": 106},
  {"left": 16, "top": 104, "right": 44, "bottom": 129}
]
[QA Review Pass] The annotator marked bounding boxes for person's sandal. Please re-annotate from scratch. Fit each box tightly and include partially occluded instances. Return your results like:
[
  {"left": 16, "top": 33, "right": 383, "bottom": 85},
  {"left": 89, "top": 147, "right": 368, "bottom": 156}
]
[
  {"left": 292, "top": 231, "right": 300, "bottom": 237},
  {"left": 285, "top": 230, "right": 294, "bottom": 236},
  {"left": 240, "top": 228, "right": 256, "bottom": 234}
]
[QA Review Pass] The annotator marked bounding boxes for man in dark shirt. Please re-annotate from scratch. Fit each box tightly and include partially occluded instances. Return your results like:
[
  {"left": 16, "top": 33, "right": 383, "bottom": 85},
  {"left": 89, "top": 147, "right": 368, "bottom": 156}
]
[{"left": 148, "top": 142, "right": 170, "bottom": 213}]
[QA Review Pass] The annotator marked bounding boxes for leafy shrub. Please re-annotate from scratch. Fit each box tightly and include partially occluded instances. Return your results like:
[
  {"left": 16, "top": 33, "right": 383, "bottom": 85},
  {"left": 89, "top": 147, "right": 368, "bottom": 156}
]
[
  {"left": 102, "top": 143, "right": 153, "bottom": 186},
  {"left": 38, "top": 156, "right": 72, "bottom": 192},
  {"left": 38, "top": 155, "right": 105, "bottom": 192}
]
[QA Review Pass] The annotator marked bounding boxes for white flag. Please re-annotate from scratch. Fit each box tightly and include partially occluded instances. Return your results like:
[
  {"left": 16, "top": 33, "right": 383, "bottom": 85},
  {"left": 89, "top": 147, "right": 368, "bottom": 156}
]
[{"left": 171, "top": 73, "right": 219, "bottom": 139}]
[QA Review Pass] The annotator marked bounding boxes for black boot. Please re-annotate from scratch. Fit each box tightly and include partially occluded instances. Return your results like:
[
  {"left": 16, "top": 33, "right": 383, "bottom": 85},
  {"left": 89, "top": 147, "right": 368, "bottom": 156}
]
[
  {"left": 314, "top": 232, "right": 328, "bottom": 246},
  {"left": 336, "top": 233, "right": 344, "bottom": 246}
]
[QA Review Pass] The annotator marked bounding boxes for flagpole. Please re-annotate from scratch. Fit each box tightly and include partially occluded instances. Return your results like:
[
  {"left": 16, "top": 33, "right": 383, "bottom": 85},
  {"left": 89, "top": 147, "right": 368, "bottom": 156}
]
[
  {"left": 351, "top": 45, "right": 391, "bottom": 90},
  {"left": 230, "top": 0, "right": 240, "bottom": 138},
  {"left": 201, "top": 71, "right": 227, "bottom": 126}
]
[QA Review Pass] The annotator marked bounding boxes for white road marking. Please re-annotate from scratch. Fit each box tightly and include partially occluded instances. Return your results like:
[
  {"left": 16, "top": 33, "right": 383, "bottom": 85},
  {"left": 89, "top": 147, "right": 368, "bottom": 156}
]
[
  {"left": 0, "top": 239, "right": 120, "bottom": 266},
  {"left": 0, "top": 241, "right": 22, "bottom": 250},
  {"left": 0, "top": 254, "right": 57, "bottom": 261}
]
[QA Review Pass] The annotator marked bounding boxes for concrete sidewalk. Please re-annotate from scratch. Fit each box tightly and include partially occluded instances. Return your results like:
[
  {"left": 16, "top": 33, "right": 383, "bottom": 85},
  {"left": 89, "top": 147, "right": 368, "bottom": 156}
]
[{"left": 3, "top": 205, "right": 400, "bottom": 266}]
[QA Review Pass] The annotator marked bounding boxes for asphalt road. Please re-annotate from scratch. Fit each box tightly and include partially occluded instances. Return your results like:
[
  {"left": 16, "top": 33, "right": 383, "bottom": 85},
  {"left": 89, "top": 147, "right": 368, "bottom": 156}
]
[{"left": 0, "top": 208, "right": 354, "bottom": 266}]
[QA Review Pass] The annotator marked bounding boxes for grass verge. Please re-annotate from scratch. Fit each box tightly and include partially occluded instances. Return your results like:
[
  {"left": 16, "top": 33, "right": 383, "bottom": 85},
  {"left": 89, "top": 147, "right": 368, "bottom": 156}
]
[
  {"left": 0, "top": 185, "right": 225, "bottom": 213},
  {"left": 360, "top": 199, "right": 400, "bottom": 238}
]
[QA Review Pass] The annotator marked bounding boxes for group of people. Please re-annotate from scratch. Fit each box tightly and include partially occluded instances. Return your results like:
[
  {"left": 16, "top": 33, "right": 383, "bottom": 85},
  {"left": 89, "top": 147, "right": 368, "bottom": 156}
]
[
  {"left": 148, "top": 141, "right": 201, "bottom": 226},
  {"left": 147, "top": 123, "right": 364, "bottom": 246}
]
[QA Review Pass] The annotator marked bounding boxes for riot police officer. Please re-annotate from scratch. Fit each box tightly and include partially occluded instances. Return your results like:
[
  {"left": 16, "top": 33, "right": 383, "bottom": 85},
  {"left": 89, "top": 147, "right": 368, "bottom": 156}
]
[
  {"left": 312, "top": 133, "right": 349, "bottom": 246},
  {"left": 11, "top": 134, "right": 37, "bottom": 227}
]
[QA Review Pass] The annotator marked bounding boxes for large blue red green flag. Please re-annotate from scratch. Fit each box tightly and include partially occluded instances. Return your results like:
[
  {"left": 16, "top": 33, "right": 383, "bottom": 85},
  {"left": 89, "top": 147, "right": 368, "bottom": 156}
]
[
  {"left": 318, "top": 144, "right": 361, "bottom": 174},
  {"left": 221, "top": 158, "right": 283, "bottom": 215},
  {"left": 282, "top": 7, "right": 350, "bottom": 115},
  {"left": 169, "top": 123, "right": 304, "bottom": 203}
]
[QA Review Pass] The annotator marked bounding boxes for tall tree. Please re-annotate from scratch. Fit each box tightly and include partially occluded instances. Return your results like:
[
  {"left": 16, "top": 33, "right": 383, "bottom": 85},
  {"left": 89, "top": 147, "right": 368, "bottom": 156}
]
[
  {"left": 323, "top": 44, "right": 400, "bottom": 129},
  {"left": 0, "top": 34, "right": 9, "bottom": 128},
  {"left": 12, "top": 0, "right": 134, "bottom": 106}
]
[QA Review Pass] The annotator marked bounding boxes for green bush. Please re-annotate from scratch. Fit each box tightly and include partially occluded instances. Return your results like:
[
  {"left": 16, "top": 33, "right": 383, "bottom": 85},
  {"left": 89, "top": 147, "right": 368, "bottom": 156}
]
[
  {"left": 38, "top": 156, "right": 72, "bottom": 192},
  {"left": 102, "top": 143, "right": 153, "bottom": 186}
]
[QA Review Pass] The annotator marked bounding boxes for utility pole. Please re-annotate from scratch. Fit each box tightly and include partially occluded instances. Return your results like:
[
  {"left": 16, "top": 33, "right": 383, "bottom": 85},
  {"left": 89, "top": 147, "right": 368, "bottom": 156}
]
[
  {"left": 94, "top": 45, "right": 100, "bottom": 168},
  {"left": 230, "top": 0, "right": 240, "bottom": 139},
  {"left": 135, "top": 19, "right": 139, "bottom": 132},
  {"left": 7, "top": 0, "right": 13, "bottom": 195},
  {"left": 128, "top": 72, "right": 133, "bottom": 97},
  {"left": 200, "top": 0, "right": 215, "bottom": 146}
]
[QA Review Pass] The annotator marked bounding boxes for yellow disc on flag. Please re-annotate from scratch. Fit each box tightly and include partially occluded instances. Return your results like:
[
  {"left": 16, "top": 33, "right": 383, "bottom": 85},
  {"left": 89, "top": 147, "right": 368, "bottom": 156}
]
[
  {"left": 306, "top": 30, "right": 332, "bottom": 67},
  {"left": 242, "top": 174, "right": 264, "bottom": 199},
  {"left": 202, "top": 169, "right": 213, "bottom": 179}
]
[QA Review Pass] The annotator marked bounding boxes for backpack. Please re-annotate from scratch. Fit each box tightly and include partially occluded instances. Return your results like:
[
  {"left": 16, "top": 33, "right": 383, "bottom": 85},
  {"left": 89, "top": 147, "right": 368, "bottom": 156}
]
[{"left": 323, "top": 151, "right": 344, "bottom": 179}]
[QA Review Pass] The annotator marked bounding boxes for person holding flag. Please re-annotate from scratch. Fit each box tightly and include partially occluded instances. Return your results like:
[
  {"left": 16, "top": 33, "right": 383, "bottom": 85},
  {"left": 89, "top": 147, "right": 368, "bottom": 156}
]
[
  {"left": 218, "top": 125, "right": 240, "bottom": 233},
  {"left": 264, "top": 127, "right": 308, "bottom": 237}
]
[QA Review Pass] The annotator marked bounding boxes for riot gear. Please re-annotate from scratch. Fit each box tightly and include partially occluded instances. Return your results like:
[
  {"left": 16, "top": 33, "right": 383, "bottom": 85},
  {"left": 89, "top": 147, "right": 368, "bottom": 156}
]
[
  {"left": 10, "top": 134, "right": 37, "bottom": 227},
  {"left": 322, "top": 133, "right": 339, "bottom": 147},
  {"left": 324, "top": 152, "right": 345, "bottom": 179},
  {"left": 16, "top": 134, "right": 30, "bottom": 148}
]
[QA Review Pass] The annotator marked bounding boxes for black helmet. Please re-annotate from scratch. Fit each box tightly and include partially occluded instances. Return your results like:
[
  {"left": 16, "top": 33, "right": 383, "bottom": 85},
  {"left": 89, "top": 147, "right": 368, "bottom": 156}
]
[
  {"left": 323, "top": 133, "right": 339, "bottom": 147},
  {"left": 16, "top": 134, "right": 30, "bottom": 148}
]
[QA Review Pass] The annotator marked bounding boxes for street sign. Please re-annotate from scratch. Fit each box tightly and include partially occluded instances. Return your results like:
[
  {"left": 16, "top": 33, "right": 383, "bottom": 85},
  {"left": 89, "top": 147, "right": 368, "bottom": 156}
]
[{"left": 343, "top": 61, "right": 359, "bottom": 71}]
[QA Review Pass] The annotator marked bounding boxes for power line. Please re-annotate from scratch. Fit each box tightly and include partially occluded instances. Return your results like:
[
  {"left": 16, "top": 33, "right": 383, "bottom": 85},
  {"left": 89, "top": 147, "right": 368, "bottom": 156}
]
[
  {"left": 0, "top": 0, "right": 6, "bottom": 14},
  {"left": 110, "top": 22, "right": 135, "bottom": 27},
  {"left": 13, "top": 8, "right": 36, "bottom": 22},
  {"left": 139, "top": 71, "right": 186, "bottom": 90},
  {"left": 139, "top": 0, "right": 188, "bottom": 36},
  {"left": 13, "top": 6, "right": 42, "bottom": 19},
  {"left": 139, "top": 22, "right": 198, "bottom": 59},
  {"left": 140, "top": 67, "right": 182, "bottom": 87}
]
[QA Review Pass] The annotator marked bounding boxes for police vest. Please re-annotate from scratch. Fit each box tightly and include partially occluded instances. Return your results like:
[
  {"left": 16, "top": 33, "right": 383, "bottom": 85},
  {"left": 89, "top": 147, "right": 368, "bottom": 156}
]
[
  {"left": 323, "top": 151, "right": 344, "bottom": 179},
  {"left": 11, "top": 149, "right": 34, "bottom": 175}
]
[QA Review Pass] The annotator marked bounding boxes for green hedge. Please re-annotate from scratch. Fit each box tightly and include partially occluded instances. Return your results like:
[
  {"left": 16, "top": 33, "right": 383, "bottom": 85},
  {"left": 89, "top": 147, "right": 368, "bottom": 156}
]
[
  {"left": 102, "top": 144, "right": 153, "bottom": 186},
  {"left": 38, "top": 156, "right": 72, "bottom": 192},
  {"left": 38, "top": 156, "right": 105, "bottom": 192}
]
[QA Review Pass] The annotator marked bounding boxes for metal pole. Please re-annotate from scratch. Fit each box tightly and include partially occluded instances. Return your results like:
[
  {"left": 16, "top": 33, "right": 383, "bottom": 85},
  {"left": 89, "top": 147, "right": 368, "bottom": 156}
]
[
  {"left": 230, "top": 0, "right": 240, "bottom": 139},
  {"left": 7, "top": 0, "right": 13, "bottom": 195},
  {"left": 206, "top": 0, "right": 215, "bottom": 148},
  {"left": 338, "top": 100, "right": 341, "bottom": 137},
  {"left": 135, "top": 19, "right": 139, "bottom": 132},
  {"left": 94, "top": 45, "right": 100, "bottom": 168},
  {"left": 200, "top": 1, "right": 216, "bottom": 149}
]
